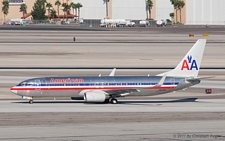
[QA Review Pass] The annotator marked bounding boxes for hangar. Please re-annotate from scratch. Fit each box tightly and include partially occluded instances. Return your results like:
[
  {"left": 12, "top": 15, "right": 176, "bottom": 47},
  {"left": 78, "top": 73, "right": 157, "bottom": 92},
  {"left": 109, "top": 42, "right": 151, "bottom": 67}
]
[
  {"left": 1, "top": 0, "right": 225, "bottom": 25},
  {"left": 72, "top": 0, "right": 225, "bottom": 25},
  {"left": 0, "top": 0, "right": 173, "bottom": 23},
  {"left": 75, "top": 0, "right": 173, "bottom": 21},
  {"left": 185, "top": 0, "right": 225, "bottom": 25}
]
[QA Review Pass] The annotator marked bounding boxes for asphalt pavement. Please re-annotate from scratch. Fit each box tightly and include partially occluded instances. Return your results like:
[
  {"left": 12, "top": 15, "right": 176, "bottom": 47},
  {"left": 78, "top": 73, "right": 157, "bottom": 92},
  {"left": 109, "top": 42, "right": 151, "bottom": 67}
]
[{"left": 0, "top": 26, "right": 225, "bottom": 141}]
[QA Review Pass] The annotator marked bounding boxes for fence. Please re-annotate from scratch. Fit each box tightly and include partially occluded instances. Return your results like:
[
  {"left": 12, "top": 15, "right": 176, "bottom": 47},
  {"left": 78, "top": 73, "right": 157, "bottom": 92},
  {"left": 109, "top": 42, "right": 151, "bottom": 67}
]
[
  {"left": 4, "top": 19, "right": 225, "bottom": 28},
  {"left": 31, "top": 20, "right": 51, "bottom": 24},
  {"left": 10, "top": 19, "right": 160, "bottom": 27},
  {"left": 81, "top": 19, "right": 159, "bottom": 28}
]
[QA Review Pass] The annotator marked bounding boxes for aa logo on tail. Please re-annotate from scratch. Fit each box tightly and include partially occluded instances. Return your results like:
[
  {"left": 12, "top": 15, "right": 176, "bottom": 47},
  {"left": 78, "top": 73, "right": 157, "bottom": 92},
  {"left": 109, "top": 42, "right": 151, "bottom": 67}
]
[{"left": 181, "top": 55, "right": 198, "bottom": 70}]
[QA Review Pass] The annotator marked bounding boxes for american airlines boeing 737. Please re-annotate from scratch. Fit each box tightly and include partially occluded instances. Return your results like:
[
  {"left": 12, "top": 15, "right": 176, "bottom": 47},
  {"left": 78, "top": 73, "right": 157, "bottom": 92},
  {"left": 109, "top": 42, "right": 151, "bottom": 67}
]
[{"left": 10, "top": 39, "right": 206, "bottom": 104}]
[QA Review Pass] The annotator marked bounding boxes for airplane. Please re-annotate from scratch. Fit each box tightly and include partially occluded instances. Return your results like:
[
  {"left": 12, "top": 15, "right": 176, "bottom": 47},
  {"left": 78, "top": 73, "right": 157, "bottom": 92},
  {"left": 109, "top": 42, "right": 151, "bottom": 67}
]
[{"left": 10, "top": 39, "right": 206, "bottom": 104}]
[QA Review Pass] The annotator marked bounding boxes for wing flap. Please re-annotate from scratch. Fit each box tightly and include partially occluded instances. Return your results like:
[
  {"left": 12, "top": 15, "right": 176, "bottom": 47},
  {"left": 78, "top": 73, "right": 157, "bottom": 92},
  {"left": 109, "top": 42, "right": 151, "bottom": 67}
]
[{"left": 105, "top": 88, "right": 140, "bottom": 96}]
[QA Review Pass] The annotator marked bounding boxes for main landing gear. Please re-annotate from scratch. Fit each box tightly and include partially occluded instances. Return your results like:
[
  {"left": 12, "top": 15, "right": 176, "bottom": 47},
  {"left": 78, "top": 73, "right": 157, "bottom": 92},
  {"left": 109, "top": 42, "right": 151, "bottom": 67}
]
[
  {"left": 110, "top": 98, "right": 118, "bottom": 104},
  {"left": 104, "top": 98, "right": 118, "bottom": 104}
]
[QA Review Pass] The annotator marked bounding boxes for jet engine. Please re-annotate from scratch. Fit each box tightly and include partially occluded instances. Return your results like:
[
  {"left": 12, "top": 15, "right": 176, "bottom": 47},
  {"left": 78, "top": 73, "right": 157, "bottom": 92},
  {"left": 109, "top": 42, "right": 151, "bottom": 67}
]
[{"left": 84, "top": 91, "right": 106, "bottom": 102}]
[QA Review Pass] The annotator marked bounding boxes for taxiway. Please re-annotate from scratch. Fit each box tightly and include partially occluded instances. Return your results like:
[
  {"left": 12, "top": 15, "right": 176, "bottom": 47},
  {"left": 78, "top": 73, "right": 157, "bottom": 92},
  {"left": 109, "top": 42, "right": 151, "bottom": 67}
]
[{"left": 0, "top": 27, "right": 224, "bottom": 141}]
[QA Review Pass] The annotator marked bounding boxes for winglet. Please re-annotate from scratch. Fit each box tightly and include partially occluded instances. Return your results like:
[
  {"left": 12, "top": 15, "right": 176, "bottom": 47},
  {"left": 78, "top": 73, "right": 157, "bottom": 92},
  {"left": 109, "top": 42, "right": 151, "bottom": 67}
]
[{"left": 109, "top": 68, "right": 116, "bottom": 76}]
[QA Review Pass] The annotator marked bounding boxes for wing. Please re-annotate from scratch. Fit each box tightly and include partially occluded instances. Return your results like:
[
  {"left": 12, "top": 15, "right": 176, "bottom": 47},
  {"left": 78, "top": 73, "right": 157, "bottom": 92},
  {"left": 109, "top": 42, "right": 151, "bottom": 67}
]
[
  {"left": 79, "top": 75, "right": 167, "bottom": 98},
  {"left": 104, "top": 74, "right": 167, "bottom": 97},
  {"left": 105, "top": 88, "right": 140, "bottom": 97}
]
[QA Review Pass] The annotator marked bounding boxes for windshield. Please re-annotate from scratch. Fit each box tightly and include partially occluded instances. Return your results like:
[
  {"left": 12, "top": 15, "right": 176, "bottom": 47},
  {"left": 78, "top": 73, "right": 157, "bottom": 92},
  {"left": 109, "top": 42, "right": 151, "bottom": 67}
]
[{"left": 17, "top": 79, "right": 35, "bottom": 86}]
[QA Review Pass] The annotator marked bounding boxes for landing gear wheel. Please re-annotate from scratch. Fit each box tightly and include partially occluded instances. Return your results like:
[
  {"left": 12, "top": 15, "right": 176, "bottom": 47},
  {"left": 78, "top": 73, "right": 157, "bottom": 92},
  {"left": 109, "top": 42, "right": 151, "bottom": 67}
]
[
  {"left": 111, "top": 98, "right": 118, "bottom": 104},
  {"left": 29, "top": 100, "right": 33, "bottom": 104}
]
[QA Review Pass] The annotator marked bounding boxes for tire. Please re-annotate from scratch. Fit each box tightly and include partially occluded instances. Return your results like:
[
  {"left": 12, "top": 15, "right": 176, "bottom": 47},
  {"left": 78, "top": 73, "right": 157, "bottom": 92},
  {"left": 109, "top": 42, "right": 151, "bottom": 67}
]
[
  {"left": 29, "top": 100, "right": 33, "bottom": 104},
  {"left": 111, "top": 99, "right": 117, "bottom": 104}
]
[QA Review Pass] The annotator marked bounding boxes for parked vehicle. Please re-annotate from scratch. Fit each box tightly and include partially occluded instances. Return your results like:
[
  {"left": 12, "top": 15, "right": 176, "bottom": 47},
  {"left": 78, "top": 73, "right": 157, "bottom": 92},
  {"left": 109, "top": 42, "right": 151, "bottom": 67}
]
[
  {"left": 100, "top": 19, "right": 132, "bottom": 27},
  {"left": 10, "top": 19, "right": 26, "bottom": 25},
  {"left": 126, "top": 21, "right": 135, "bottom": 27},
  {"left": 79, "top": 18, "right": 84, "bottom": 24},
  {"left": 65, "top": 21, "right": 70, "bottom": 24},
  {"left": 139, "top": 20, "right": 150, "bottom": 27},
  {"left": 156, "top": 20, "right": 167, "bottom": 27}
]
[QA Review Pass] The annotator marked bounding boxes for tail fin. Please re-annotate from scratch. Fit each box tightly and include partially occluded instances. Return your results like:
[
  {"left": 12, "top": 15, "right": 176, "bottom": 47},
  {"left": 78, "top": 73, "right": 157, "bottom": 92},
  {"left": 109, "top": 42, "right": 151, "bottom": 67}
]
[{"left": 157, "top": 39, "right": 206, "bottom": 77}]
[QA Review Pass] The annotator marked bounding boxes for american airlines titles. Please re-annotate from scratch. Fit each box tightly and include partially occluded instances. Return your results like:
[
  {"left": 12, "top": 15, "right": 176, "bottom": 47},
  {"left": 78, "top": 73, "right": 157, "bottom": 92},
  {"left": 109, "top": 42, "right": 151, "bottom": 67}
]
[{"left": 50, "top": 78, "right": 84, "bottom": 83}]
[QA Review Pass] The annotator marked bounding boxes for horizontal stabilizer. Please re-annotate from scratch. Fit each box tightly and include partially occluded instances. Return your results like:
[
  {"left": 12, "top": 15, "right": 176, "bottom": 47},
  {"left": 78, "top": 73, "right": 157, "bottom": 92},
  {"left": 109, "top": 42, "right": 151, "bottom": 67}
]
[{"left": 186, "top": 76, "right": 215, "bottom": 81}]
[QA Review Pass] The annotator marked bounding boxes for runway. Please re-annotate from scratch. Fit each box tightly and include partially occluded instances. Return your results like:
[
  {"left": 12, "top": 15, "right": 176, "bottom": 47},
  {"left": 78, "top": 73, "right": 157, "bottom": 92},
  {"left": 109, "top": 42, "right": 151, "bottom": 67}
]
[
  {"left": 0, "top": 30, "right": 225, "bottom": 43},
  {"left": 0, "top": 42, "right": 225, "bottom": 68},
  {"left": 1, "top": 99, "right": 225, "bottom": 112},
  {"left": 0, "top": 99, "right": 225, "bottom": 141},
  {"left": 0, "top": 28, "right": 225, "bottom": 141},
  {"left": 1, "top": 69, "right": 225, "bottom": 100},
  {"left": 1, "top": 25, "right": 225, "bottom": 34}
]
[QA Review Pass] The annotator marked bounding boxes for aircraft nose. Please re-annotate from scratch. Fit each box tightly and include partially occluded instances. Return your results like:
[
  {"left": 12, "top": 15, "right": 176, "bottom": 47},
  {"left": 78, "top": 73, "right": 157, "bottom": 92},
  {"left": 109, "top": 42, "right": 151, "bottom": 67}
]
[{"left": 10, "top": 87, "right": 17, "bottom": 94}]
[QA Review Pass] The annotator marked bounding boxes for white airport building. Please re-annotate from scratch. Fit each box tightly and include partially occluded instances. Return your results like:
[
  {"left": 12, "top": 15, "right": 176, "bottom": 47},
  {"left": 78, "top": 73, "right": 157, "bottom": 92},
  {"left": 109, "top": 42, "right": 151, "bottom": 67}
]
[
  {"left": 186, "top": 0, "right": 225, "bottom": 25},
  {"left": 73, "top": 0, "right": 225, "bottom": 25},
  {"left": 1, "top": 0, "right": 225, "bottom": 25},
  {"left": 74, "top": 0, "right": 173, "bottom": 21}
]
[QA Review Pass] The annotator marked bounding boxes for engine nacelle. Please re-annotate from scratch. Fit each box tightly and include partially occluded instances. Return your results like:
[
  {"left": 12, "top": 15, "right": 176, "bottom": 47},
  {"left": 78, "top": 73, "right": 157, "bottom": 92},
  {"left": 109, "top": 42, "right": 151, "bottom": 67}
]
[{"left": 84, "top": 91, "right": 106, "bottom": 102}]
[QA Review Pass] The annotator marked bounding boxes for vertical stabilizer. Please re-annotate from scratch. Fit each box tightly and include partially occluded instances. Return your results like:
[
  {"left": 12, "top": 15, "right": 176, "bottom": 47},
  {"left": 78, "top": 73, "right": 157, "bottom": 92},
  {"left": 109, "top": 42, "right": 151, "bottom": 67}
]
[{"left": 157, "top": 39, "right": 206, "bottom": 77}]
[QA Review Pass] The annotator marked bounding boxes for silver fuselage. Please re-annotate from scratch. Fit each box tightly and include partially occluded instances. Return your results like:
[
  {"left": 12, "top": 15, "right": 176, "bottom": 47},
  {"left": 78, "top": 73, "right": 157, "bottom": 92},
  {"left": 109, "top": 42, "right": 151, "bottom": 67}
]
[{"left": 10, "top": 76, "right": 200, "bottom": 99}]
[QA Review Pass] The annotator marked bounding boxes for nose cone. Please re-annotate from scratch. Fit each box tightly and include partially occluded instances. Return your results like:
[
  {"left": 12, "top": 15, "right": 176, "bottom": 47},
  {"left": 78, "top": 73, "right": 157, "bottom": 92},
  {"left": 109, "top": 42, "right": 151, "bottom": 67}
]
[{"left": 10, "top": 87, "right": 17, "bottom": 94}]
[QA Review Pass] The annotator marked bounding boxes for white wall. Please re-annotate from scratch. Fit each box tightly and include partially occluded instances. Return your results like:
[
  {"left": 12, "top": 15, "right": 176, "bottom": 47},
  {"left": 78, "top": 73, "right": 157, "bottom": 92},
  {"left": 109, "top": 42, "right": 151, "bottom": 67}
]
[
  {"left": 112, "top": 0, "right": 146, "bottom": 20},
  {"left": 186, "top": 0, "right": 225, "bottom": 25},
  {"left": 72, "top": 0, "right": 174, "bottom": 21},
  {"left": 73, "top": 0, "right": 146, "bottom": 20},
  {"left": 73, "top": 0, "right": 105, "bottom": 19},
  {"left": 155, "top": 0, "right": 173, "bottom": 21}
]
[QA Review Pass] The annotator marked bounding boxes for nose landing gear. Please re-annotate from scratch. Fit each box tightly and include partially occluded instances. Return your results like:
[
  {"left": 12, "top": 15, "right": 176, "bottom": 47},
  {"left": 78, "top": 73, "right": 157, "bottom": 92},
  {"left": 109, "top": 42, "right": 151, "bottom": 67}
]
[
  {"left": 29, "top": 100, "right": 33, "bottom": 104},
  {"left": 22, "top": 96, "right": 33, "bottom": 104}
]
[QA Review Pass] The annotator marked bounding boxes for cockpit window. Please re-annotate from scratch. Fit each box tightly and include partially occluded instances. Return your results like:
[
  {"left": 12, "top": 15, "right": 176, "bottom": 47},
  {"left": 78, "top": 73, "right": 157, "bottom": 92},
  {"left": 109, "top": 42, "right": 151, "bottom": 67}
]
[
  {"left": 18, "top": 79, "right": 35, "bottom": 86},
  {"left": 21, "top": 82, "right": 28, "bottom": 86},
  {"left": 27, "top": 81, "right": 34, "bottom": 86},
  {"left": 16, "top": 78, "right": 44, "bottom": 87}
]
